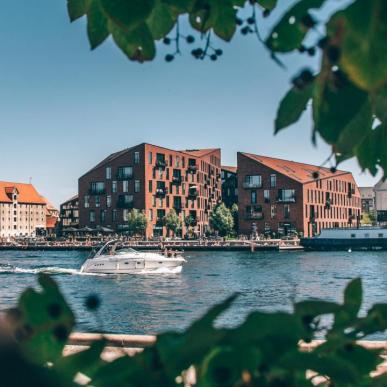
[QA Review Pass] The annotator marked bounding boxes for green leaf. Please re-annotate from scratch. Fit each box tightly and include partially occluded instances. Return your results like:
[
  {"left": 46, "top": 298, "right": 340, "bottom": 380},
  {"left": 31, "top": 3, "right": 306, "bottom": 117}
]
[
  {"left": 189, "top": 0, "right": 237, "bottom": 41},
  {"left": 87, "top": 0, "right": 110, "bottom": 49},
  {"left": 328, "top": 0, "right": 387, "bottom": 92},
  {"left": 162, "top": 0, "right": 195, "bottom": 13},
  {"left": 295, "top": 300, "right": 340, "bottom": 318},
  {"left": 257, "top": 0, "right": 277, "bottom": 11},
  {"left": 266, "top": 0, "right": 327, "bottom": 53},
  {"left": 313, "top": 71, "right": 371, "bottom": 146},
  {"left": 343, "top": 278, "right": 362, "bottom": 318},
  {"left": 55, "top": 340, "right": 107, "bottom": 380},
  {"left": 146, "top": 1, "right": 177, "bottom": 40},
  {"left": 67, "top": 0, "right": 88, "bottom": 22},
  {"left": 111, "top": 23, "right": 156, "bottom": 62},
  {"left": 100, "top": 0, "right": 156, "bottom": 31},
  {"left": 275, "top": 82, "right": 313, "bottom": 133},
  {"left": 372, "top": 86, "right": 387, "bottom": 122},
  {"left": 8, "top": 274, "right": 75, "bottom": 365}
]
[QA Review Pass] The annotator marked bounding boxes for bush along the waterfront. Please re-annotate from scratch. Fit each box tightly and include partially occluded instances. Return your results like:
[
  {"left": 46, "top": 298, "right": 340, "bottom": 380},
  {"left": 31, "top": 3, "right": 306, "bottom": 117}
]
[{"left": 2, "top": 275, "right": 387, "bottom": 386}]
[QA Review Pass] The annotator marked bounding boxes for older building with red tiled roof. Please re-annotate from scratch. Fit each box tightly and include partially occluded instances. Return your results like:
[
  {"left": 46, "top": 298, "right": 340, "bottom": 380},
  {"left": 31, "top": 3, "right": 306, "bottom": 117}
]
[
  {"left": 78, "top": 143, "right": 222, "bottom": 237},
  {"left": 0, "top": 181, "right": 47, "bottom": 237},
  {"left": 40, "top": 196, "right": 59, "bottom": 235},
  {"left": 237, "top": 153, "right": 361, "bottom": 237}
]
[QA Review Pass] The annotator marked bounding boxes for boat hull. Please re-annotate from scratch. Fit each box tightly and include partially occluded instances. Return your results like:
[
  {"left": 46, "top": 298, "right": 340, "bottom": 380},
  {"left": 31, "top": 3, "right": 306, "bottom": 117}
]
[{"left": 301, "top": 238, "right": 387, "bottom": 251}]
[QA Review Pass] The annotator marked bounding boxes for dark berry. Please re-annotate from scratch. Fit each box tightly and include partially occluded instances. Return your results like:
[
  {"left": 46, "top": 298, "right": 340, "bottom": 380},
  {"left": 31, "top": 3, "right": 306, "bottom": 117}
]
[
  {"left": 327, "top": 45, "right": 340, "bottom": 63},
  {"left": 241, "top": 26, "right": 250, "bottom": 35},
  {"left": 191, "top": 48, "right": 203, "bottom": 59},
  {"left": 85, "top": 294, "right": 101, "bottom": 311},
  {"left": 298, "top": 45, "right": 306, "bottom": 53},
  {"left": 312, "top": 171, "right": 320, "bottom": 180},
  {"left": 300, "top": 69, "right": 314, "bottom": 84},
  {"left": 317, "top": 37, "right": 329, "bottom": 49},
  {"left": 307, "top": 47, "right": 316, "bottom": 56},
  {"left": 165, "top": 54, "right": 174, "bottom": 62},
  {"left": 247, "top": 17, "right": 255, "bottom": 25},
  {"left": 301, "top": 14, "right": 316, "bottom": 28},
  {"left": 186, "top": 35, "right": 195, "bottom": 44},
  {"left": 47, "top": 303, "right": 62, "bottom": 319},
  {"left": 292, "top": 75, "right": 305, "bottom": 90},
  {"left": 263, "top": 9, "right": 271, "bottom": 18},
  {"left": 53, "top": 325, "right": 68, "bottom": 342},
  {"left": 330, "top": 166, "right": 337, "bottom": 173},
  {"left": 210, "top": 54, "right": 218, "bottom": 61},
  {"left": 235, "top": 17, "right": 243, "bottom": 26},
  {"left": 163, "top": 37, "right": 171, "bottom": 45},
  {"left": 215, "top": 49, "right": 223, "bottom": 56}
]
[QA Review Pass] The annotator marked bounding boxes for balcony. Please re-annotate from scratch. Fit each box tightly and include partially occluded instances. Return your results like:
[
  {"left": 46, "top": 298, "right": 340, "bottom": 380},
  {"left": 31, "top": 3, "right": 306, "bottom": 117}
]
[
  {"left": 246, "top": 212, "right": 264, "bottom": 220},
  {"left": 117, "top": 173, "right": 133, "bottom": 181},
  {"left": 88, "top": 189, "right": 106, "bottom": 195},
  {"left": 243, "top": 182, "right": 262, "bottom": 189},
  {"left": 117, "top": 200, "right": 134, "bottom": 209},
  {"left": 155, "top": 160, "right": 167, "bottom": 169},
  {"left": 172, "top": 176, "right": 182, "bottom": 184},
  {"left": 155, "top": 188, "right": 168, "bottom": 197},
  {"left": 187, "top": 164, "right": 197, "bottom": 174}
]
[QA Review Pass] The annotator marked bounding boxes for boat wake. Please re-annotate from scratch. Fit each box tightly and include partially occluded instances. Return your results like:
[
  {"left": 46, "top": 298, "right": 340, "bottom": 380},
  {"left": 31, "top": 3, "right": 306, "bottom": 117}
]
[{"left": 0, "top": 265, "right": 104, "bottom": 276}]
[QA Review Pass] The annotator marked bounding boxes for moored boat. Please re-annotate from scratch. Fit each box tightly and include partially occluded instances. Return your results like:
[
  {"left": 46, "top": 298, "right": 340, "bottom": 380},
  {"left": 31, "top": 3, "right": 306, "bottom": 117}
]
[
  {"left": 80, "top": 240, "right": 186, "bottom": 274},
  {"left": 301, "top": 227, "right": 387, "bottom": 251}
]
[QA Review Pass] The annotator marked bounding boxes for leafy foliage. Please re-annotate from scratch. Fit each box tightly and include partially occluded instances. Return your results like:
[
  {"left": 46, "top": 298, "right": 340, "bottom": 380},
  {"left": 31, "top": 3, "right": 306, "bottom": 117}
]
[
  {"left": 67, "top": 0, "right": 387, "bottom": 176},
  {"left": 210, "top": 203, "right": 234, "bottom": 237},
  {"left": 3, "top": 276, "right": 387, "bottom": 386},
  {"left": 164, "top": 208, "right": 182, "bottom": 236},
  {"left": 127, "top": 208, "right": 148, "bottom": 237}
]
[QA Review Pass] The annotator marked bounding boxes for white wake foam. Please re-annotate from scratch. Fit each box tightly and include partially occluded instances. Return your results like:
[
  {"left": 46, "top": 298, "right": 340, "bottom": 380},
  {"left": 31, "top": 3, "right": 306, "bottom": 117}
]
[
  {"left": 0, "top": 265, "right": 104, "bottom": 276},
  {"left": 137, "top": 265, "right": 183, "bottom": 275}
]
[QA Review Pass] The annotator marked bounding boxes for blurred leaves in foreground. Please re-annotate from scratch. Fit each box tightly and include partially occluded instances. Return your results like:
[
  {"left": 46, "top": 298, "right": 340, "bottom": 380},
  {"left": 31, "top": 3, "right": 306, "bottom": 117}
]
[{"left": 1, "top": 274, "right": 387, "bottom": 385}]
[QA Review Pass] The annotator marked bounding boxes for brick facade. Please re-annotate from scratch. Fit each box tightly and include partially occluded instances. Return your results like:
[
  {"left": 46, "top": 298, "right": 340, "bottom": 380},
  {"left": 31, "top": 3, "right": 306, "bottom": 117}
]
[
  {"left": 237, "top": 153, "right": 361, "bottom": 237},
  {"left": 79, "top": 143, "right": 222, "bottom": 238}
]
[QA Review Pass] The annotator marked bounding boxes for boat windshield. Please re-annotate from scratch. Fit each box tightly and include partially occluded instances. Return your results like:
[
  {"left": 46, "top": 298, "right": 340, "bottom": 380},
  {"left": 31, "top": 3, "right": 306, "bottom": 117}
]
[{"left": 115, "top": 248, "right": 138, "bottom": 255}]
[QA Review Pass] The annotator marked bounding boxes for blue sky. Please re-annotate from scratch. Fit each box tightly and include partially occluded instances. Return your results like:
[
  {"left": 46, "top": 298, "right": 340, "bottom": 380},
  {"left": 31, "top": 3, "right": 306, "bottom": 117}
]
[{"left": 0, "top": 0, "right": 380, "bottom": 207}]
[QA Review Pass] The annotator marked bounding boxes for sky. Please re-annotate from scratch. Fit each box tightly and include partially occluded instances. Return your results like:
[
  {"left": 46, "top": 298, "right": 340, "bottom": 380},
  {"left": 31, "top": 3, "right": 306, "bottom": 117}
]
[{"left": 0, "top": 0, "right": 381, "bottom": 207}]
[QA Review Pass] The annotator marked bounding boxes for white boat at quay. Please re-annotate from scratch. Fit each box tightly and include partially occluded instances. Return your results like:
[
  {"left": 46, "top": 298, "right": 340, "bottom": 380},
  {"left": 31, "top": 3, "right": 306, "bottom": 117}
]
[{"left": 80, "top": 240, "right": 186, "bottom": 274}]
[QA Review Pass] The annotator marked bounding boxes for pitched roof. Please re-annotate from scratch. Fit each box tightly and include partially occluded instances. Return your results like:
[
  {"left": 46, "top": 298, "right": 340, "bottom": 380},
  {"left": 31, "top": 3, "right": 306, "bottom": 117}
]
[
  {"left": 240, "top": 153, "right": 349, "bottom": 184},
  {"left": 182, "top": 148, "right": 220, "bottom": 158},
  {"left": 0, "top": 181, "right": 47, "bottom": 204},
  {"left": 222, "top": 165, "right": 237, "bottom": 174}
]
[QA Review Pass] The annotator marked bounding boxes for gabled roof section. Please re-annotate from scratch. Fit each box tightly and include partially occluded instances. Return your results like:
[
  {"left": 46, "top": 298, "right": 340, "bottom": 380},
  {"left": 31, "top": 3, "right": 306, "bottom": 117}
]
[
  {"left": 222, "top": 166, "right": 237, "bottom": 174},
  {"left": 240, "top": 153, "right": 350, "bottom": 184},
  {"left": 182, "top": 148, "right": 220, "bottom": 158},
  {"left": 0, "top": 181, "right": 46, "bottom": 204}
]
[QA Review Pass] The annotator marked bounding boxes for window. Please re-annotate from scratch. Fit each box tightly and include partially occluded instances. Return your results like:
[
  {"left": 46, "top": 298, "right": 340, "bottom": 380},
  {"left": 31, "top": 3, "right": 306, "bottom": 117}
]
[
  {"left": 277, "top": 189, "right": 296, "bottom": 203},
  {"left": 350, "top": 234, "right": 356, "bottom": 238},
  {"left": 106, "top": 195, "right": 112, "bottom": 208},
  {"left": 134, "top": 152, "right": 140, "bottom": 164},
  {"left": 84, "top": 195, "right": 90, "bottom": 208},
  {"left": 112, "top": 181, "right": 117, "bottom": 193},
  {"left": 135, "top": 180, "right": 141, "bottom": 193},
  {"left": 284, "top": 204, "right": 290, "bottom": 219},
  {"left": 123, "top": 181, "right": 129, "bottom": 193},
  {"left": 378, "top": 233, "right": 384, "bottom": 238},
  {"left": 95, "top": 196, "right": 100, "bottom": 207},
  {"left": 90, "top": 182, "right": 105, "bottom": 194},
  {"left": 112, "top": 209, "right": 117, "bottom": 222},
  {"left": 148, "top": 209, "right": 153, "bottom": 221},
  {"left": 118, "top": 166, "right": 133, "bottom": 179},
  {"left": 106, "top": 167, "right": 112, "bottom": 179},
  {"left": 244, "top": 175, "right": 262, "bottom": 188},
  {"left": 264, "top": 190, "right": 270, "bottom": 203},
  {"left": 149, "top": 180, "right": 153, "bottom": 193},
  {"left": 148, "top": 152, "right": 153, "bottom": 164},
  {"left": 251, "top": 191, "right": 257, "bottom": 204},
  {"left": 271, "top": 205, "right": 276, "bottom": 219},
  {"left": 270, "top": 174, "right": 277, "bottom": 188},
  {"left": 123, "top": 209, "right": 130, "bottom": 222},
  {"left": 100, "top": 210, "right": 106, "bottom": 223},
  {"left": 89, "top": 210, "right": 95, "bottom": 222}
]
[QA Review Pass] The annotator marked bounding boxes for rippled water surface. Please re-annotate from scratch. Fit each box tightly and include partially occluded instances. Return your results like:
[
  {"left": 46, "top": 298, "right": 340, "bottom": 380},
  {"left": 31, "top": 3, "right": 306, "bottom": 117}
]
[{"left": 1, "top": 249, "right": 387, "bottom": 336}]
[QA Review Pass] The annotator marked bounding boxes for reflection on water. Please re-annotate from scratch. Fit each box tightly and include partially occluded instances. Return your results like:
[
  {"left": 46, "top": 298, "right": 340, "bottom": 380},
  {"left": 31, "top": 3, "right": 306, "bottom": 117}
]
[{"left": 0, "top": 250, "right": 387, "bottom": 337}]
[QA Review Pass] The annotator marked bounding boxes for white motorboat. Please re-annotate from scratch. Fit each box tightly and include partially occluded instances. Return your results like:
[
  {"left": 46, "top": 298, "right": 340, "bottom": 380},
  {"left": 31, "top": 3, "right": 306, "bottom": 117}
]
[{"left": 80, "top": 240, "right": 186, "bottom": 274}]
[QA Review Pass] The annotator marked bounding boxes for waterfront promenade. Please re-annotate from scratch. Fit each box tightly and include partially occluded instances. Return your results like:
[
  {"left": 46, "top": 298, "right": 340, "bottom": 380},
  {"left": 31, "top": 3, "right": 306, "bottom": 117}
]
[{"left": 0, "top": 238, "right": 301, "bottom": 252}]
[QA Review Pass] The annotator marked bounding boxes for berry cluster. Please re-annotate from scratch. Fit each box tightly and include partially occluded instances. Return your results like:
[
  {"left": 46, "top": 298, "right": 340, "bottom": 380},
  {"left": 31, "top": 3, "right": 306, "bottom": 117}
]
[
  {"left": 163, "top": 34, "right": 195, "bottom": 62},
  {"left": 292, "top": 69, "right": 315, "bottom": 90}
]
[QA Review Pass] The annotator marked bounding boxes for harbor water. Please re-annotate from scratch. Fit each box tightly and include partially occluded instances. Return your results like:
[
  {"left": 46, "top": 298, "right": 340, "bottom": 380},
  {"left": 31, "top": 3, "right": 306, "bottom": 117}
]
[{"left": 1, "top": 249, "right": 387, "bottom": 337}]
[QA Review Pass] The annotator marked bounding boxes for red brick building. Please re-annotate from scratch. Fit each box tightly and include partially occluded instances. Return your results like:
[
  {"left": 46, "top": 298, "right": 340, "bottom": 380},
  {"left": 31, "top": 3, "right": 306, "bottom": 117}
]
[
  {"left": 79, "top": 143, "right": 222, "bottom": 238},
  {"left": 237, "top": 153, "right": 361, "bottom": 237}
]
